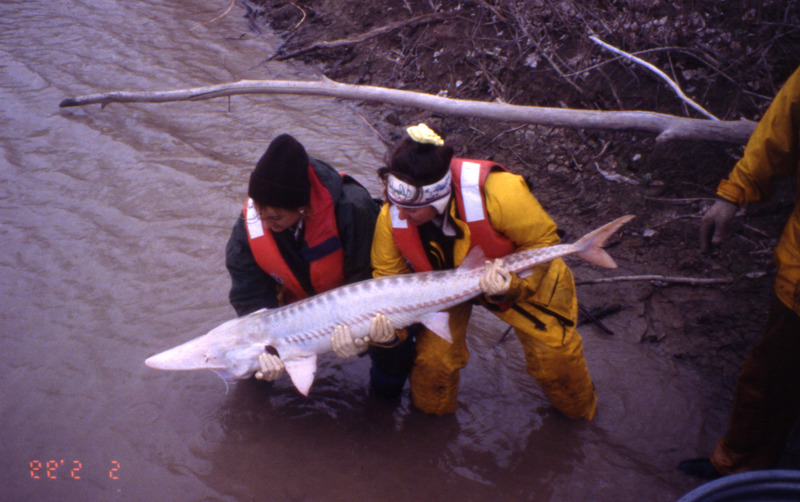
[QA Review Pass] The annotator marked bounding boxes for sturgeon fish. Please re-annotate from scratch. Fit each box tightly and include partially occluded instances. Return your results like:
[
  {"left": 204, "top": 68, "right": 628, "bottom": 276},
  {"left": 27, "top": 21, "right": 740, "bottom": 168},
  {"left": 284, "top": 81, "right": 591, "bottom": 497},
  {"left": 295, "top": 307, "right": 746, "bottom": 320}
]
[{"left": 145, "top": 215, "right": 634, "bottom": 395}]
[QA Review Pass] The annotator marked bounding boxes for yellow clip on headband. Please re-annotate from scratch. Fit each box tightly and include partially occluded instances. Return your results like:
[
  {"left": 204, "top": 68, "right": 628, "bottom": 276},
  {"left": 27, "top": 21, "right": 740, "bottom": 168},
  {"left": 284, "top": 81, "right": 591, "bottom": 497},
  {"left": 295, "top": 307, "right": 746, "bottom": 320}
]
[{"left": 407, "top": 123, "right": 444, "bottom": 146}]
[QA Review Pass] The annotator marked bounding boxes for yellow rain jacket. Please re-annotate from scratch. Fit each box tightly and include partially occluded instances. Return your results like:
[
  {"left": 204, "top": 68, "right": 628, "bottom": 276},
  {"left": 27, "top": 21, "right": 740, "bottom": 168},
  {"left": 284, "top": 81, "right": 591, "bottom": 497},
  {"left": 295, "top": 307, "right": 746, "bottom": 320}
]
[
  {"left": 716, "top": 66, "right": 800, "bottom": 314},
  {"left": 371, "top": 169, "right": 596, "bottom": 418}
]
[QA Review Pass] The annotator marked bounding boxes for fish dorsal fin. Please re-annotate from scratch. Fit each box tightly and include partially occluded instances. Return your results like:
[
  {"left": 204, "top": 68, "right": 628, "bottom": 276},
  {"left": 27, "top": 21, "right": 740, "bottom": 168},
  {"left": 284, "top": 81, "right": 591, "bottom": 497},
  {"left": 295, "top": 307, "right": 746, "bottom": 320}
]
[
  {"left": 459, "top": 246, "right": 486, "bottom": 270},
  {"left": 283, "top": 354, "right": 318, "bottom": 396},
  {"left": 420, "top": 311, "right": 452, "bottom": 343}
]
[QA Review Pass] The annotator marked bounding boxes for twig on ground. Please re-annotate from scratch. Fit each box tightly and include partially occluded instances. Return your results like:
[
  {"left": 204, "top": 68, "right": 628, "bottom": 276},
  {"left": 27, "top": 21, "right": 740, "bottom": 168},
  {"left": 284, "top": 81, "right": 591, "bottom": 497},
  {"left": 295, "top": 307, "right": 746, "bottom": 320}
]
[
  {"left": 190, "top": 0, "right": 236, "bottom": 31},
  {"left": 742, "top": 223, "right": 771, "bottom": 238},
  {"left": 513, "top": 11, "right": 584, "bottom": 95},
  {"left": 350, "top": 106, "right": 392, "bottom": 146},
  {"left": 647, "top": 214, "right": 701, "bottom": 229},
  {"left": 273, "top": 13, "right": 448, "bottom": 61},
  {"left": 487, "top": 125, "right": 528, "bottom": 147},
  {"left": 576, "top": 274, "right": 739, "bottom": 286},
  {"left": 589, "top": 35, "right": 719, "bottom": 121},
  {"left": 288, "top": 2, "right": 307, "bottom": 32},
  {"left": 595, "top": 161, "right": 639, "bottom": 185},
  {"left": 643, "top": 196, "right": 717, "bottom": 203},
  {"left": 505, "top": 146, "right": 536, "bottom": 171},
  {"left": 578, "top": 304, "right": 616, "bottom": 335}
]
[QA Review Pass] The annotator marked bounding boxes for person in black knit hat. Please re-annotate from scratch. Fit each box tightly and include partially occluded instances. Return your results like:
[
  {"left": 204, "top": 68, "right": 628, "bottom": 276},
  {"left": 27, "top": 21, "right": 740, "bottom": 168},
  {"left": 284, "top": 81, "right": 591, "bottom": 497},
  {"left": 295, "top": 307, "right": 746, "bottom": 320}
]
[
  {"left": 224, "top": 133, "right": 394, "bottom": 383},
  {"left": 247, "top": 134, "right": 311, "bottom": 210}
]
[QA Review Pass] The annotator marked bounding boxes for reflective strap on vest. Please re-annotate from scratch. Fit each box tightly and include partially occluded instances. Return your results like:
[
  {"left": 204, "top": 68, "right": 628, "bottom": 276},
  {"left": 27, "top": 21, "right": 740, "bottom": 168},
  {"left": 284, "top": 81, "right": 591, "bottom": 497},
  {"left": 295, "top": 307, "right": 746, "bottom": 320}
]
[
  {"left": 459, "top": 161, "right": 484, "bottom": 223},
  {"left": 390, "top": 204, "right": 407, "bottom": 228},
  {"left": 246, "top": 199, "right": 264, "bottom": 238}
]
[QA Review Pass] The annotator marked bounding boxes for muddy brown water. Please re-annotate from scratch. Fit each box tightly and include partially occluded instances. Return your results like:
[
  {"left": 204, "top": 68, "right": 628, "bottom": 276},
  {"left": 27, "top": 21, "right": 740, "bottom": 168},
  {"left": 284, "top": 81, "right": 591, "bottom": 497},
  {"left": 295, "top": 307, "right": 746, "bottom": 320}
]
[{"left": 2, "top": 1, "right": 726, "bottom": 500}]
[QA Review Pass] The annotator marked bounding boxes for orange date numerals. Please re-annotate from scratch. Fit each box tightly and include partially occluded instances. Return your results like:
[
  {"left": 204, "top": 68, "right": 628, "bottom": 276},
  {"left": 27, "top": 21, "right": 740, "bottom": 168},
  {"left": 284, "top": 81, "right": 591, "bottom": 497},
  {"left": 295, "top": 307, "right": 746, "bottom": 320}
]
[
  {"left": 71, "top": 460, "right": 82, "bottom": 480},
  {"left": 29, "top": 459, "right": 118, "bottom": 480},
  {"left": 30, "top": 460, "right": 75, "bottom": 480},
  {"left": 29, "top": 460, "right": 42, "bottom": 479},
  {"left": 109, "top": 460, "right": 120, "bottom": 480}
]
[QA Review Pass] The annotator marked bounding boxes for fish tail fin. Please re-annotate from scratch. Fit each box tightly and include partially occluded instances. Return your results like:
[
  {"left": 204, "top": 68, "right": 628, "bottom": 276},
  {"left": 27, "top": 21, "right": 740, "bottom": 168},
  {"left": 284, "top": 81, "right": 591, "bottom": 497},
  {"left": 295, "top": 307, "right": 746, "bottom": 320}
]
[{"left": 573, "top": 215, "right": 634, "bottom": 269}]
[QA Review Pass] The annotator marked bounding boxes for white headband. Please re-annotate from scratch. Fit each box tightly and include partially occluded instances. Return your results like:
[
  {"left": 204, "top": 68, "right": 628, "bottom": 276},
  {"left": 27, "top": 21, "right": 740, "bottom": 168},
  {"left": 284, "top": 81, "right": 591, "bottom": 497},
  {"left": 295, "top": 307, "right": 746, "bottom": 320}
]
[{"left": 387, "top": 172, "right": 452, "bottom": 213}]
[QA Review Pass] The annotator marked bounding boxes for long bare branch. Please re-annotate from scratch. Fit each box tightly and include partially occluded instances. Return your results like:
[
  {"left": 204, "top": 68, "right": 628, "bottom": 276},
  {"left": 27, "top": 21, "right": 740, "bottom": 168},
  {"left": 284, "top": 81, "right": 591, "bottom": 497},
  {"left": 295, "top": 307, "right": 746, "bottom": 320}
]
[{"left": 59, "top": 77, "right": 756, "bottom": 143}]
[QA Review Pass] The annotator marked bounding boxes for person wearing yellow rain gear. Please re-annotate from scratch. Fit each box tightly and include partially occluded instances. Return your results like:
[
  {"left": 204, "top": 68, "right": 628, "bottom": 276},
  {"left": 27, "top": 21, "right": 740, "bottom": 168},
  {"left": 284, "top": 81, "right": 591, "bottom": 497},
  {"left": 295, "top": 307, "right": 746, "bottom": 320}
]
[
  {"left": 367, "top": 123, "right": 597, "bottom": 419},
  {"left": 679, "top": 66, "right": 800, "bottom": 479}
]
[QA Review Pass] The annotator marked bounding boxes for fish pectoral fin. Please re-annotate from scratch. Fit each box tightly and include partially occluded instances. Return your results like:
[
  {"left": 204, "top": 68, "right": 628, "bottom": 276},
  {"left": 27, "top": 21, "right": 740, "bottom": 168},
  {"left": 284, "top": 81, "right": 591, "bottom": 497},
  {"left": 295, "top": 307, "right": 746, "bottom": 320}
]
[
  {"left": 458, "top": 246, "right": 486, "bottom": 270},
  {"left": 518, "top": 268, "right": 534, "bottom": 279},
  {"left": 283, "top": 354, "right": 318, "bottom": 396},
  {"left": 420, "top": 311, "right": 452, "bottom": 343}
]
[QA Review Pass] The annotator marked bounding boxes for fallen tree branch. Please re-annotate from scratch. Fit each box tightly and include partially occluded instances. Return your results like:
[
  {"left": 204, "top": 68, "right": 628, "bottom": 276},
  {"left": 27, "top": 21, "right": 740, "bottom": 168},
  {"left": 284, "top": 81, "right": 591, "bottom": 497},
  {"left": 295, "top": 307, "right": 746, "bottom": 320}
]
[
  {"left": 576, "top": 274, "right": 738, "bottom": 286},
  {"left": 590, "top": 36, "right": 720, "bottom": 121},
  {"left": 59, "top": 77, "right": 757, "bottom": 143},
  {"left": 274, "top": 13, "right": 447, "bottom": 61}
]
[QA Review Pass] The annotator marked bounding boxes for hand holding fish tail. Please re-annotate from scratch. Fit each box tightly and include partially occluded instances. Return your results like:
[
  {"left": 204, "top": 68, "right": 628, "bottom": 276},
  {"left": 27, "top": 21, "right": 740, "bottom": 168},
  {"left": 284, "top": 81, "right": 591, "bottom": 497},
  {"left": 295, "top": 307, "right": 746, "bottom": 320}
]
[
  {"left": 479, "top": 259, "right": 512, "bottom": 297},
  {"left": 331, "top": 324, "right": 367, "bottom": 358},
  {"left": 366, "top": 313, "right": 396, "bottom": 345},
  {"left": 255, "top": 352, "right": 284, "bottom": 381}
]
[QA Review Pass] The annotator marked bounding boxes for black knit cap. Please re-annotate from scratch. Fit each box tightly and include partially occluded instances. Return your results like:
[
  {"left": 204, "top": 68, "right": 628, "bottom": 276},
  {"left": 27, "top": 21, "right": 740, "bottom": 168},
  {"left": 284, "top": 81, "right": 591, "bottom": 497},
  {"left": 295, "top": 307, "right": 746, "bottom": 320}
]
[{"left": 248, "top": 134, "right": 311, "bottom": 208}]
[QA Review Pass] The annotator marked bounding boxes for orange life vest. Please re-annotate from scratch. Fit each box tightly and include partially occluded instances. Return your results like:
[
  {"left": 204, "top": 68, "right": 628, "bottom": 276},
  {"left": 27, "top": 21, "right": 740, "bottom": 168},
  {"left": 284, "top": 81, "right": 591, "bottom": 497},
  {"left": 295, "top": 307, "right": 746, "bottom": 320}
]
[
  {"left": 244, "top": 164, "right": 345, "bottom": 303},
  {"left": 390, "top": 158, "right": 516, "bottom": 272}
]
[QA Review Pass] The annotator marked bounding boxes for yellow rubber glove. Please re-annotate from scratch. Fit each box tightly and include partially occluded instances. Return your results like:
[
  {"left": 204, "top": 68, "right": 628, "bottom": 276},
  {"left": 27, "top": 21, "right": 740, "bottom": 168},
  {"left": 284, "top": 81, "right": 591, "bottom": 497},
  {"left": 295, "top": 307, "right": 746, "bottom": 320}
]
[
  {"left": 254, "top": 352, "right": 284, "bottom": 381},
  {"left": 331, "top": 314, "right": 397, "bottom": 357},
  {"left": 479, "top": 258, "right": 512, "bottom": 297},
  {"left": 331, "top": 324, "right": 367, "bottom": 358},
  {"left": 368, "top": 313, "right": 396, "bottom": 344},
  {"left": 699, "top": 199, "right": 738, "bottom": 253}
]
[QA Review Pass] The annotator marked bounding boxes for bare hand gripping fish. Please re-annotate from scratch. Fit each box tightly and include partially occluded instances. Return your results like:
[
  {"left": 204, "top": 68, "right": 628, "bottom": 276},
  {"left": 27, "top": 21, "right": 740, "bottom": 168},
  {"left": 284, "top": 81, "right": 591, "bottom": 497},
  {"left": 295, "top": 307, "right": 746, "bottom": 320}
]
[{"left": 145, "top": 215, "right": 634, "bottom": 395}]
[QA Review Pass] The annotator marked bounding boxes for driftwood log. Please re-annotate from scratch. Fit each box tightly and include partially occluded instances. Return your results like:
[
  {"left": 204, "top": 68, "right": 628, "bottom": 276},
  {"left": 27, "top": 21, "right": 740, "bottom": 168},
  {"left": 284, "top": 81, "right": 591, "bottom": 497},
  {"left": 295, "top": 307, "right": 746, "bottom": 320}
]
[{"left": 59, "top": 77, "right": 756, "bottom": 144}]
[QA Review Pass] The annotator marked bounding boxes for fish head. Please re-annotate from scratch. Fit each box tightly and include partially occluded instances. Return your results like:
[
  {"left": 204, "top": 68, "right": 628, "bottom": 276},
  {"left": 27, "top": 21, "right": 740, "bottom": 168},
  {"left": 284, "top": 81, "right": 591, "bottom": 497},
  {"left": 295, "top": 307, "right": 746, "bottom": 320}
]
[{"left": 145, "top": 315, "right": 268, "bottom": 380}]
